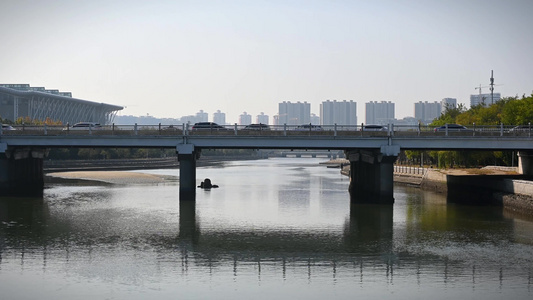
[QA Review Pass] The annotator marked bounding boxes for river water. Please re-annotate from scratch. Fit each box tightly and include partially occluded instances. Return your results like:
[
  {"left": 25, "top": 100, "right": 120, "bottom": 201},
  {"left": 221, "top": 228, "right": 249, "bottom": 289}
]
[{"left": 1, "top": 158, "right": 532, "bottom": 299}]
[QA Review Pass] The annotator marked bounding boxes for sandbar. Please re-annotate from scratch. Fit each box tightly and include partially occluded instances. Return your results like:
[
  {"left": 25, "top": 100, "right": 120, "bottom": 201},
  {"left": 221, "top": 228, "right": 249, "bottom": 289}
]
[{"left": 47, "top": 171, "right": 178, "bottom": 184}]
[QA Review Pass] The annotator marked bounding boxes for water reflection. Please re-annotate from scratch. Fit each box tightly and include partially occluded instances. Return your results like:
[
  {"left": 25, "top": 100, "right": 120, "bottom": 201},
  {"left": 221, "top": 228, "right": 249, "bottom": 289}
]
[
  {"left": 0, "top": 159, "right": 532, "bottom": 299},
  {"left": 344, "top": 203, "right": 393, "bottom": 254},
  {"left": 178, "top": 200, "right": 199, "bottom": 245}
]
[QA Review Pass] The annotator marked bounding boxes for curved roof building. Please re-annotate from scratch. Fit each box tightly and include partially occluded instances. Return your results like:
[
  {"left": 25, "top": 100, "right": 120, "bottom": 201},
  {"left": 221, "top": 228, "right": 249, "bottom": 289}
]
[{"left": 0, "top": 84, "right": 123, "bottom": 125}]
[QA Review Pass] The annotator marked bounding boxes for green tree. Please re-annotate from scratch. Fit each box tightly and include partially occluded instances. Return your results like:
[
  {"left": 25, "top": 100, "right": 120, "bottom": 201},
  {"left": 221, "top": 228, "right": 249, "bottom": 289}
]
[
  {"left": 501, "top": 95, "right": 533, "bottom": 125},
  {"left": 430, "top": 103, "right": 467, "bottom": 126}
]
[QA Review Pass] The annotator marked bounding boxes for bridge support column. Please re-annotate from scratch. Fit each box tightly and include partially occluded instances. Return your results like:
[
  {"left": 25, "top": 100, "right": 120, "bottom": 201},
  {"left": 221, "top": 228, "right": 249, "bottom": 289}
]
[
  {"left": 518, "top": 151, "right": 533, "bottom": 176},
  {"left": 0, "top": 146, "right": 46, "bottom": 196},
  {"left": 346, "top": 146, "right": 399, "bottom": 204},
  {"left": 177, "top": 144, "right": 198, "bottom": 200}
]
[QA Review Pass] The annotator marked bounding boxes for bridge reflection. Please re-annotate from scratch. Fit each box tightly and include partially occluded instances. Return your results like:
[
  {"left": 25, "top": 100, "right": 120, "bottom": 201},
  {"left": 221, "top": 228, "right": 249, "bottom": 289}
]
[{"left": 0, "top": 195, "right": 529, "bottom": 288}]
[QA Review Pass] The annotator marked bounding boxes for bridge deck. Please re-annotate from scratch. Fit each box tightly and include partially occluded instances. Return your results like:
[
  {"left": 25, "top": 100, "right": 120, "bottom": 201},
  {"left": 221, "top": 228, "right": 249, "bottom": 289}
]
[{"left": 1, "top": 124, "right": 532, "bottom": 151}]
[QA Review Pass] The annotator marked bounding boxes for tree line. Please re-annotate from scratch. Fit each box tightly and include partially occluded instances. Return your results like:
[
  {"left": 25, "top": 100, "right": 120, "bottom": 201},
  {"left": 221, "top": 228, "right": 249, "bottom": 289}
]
[{"left": 404, "top": 94, "right": 533, "bottom": 168}]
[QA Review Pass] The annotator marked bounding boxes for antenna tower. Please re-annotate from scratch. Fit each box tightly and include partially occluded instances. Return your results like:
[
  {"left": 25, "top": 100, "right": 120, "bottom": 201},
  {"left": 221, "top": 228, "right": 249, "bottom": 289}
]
[{"left": 490, "top": 70, "right": 495, "bottom": 104}]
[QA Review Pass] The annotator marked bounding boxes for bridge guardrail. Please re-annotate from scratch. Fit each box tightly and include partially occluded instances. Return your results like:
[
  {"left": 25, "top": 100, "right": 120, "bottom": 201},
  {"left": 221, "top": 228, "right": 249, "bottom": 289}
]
[{"left": 1, "top": 123, "right": 531, "bottom": 138}]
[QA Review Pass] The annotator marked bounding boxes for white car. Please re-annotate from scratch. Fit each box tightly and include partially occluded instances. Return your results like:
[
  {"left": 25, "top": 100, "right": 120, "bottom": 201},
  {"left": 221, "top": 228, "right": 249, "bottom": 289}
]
[
  {"left": 64, "top": 122, "right": 102, "bottom": 131},
  {"left": 1, "top": 124, "right": 16, "bottom": 131}
]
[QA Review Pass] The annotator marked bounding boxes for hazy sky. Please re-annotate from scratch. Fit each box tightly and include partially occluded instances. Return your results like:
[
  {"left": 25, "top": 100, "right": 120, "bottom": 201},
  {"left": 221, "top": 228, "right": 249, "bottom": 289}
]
[{"left": 1, "top": 0, "right": 532, "bottom": 124}]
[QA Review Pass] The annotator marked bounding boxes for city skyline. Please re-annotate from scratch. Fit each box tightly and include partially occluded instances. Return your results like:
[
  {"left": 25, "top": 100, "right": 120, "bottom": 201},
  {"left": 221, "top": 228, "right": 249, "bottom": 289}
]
[
  {"left": 0, "top": 83, "right": 517, "bottom": 125},
  {"left": 1, "top": 1, "right": 532, "bottom": 124}
]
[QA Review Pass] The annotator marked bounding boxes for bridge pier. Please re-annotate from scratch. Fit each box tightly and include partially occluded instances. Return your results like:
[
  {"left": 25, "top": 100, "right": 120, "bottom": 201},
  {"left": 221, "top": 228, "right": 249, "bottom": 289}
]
[
  {"left": 0, "top": 147, "right": 46, "bottom": 196},
  {"left": 345, "top": 146, "right": 399, "bottom": 204},
  {"left": 177, "top": 144, "right": 199, "bottom": 200},
  {"left": 518, "top": 151, "right": 533, "bottom": 176}
]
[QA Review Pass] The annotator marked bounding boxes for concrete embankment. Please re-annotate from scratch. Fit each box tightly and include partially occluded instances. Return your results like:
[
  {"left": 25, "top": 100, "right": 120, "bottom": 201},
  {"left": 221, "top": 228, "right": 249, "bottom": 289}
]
[
  {"left": 334, "top": 159, "right": 533, "bottom": 215},
  {"left": 418, "top": 167, "right": 533, "bottom": 215}
]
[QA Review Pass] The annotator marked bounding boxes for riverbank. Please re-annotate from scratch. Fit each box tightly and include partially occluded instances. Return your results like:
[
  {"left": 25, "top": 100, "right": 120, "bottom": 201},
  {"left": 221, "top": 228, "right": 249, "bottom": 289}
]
[
  {"left": 334, "top": 158, "right": 533, "bottom": 215},
  {"left": 43, "top": 155, "right": 263, "bottom": 172}
]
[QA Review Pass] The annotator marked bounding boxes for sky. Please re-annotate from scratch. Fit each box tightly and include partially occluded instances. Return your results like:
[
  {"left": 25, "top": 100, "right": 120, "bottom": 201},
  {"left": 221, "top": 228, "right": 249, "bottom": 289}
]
[{"left": 1, "top": 0, "right": 532, "bottom": 124}]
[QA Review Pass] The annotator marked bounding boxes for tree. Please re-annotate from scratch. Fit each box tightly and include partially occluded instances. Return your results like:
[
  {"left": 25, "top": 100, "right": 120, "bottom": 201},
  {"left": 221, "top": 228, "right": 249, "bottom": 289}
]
[
  {"left": 501, "top": 95, "right": 533, "bottom": 125},
  {"left": 430, "top": 103, "right": 467, "bottom": 126}
]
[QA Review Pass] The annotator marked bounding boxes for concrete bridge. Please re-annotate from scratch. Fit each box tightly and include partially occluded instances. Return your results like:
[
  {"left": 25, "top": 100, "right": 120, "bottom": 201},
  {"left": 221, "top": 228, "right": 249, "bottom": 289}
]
[{"left": 1, "top": 123, "right": 533, "bottom": 202}]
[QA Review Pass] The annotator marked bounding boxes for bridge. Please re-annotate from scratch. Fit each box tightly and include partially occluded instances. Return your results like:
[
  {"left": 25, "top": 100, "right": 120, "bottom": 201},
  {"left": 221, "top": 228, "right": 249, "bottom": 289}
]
[{"left": 1, "top": 123, "right": 532, "bottom": 202}]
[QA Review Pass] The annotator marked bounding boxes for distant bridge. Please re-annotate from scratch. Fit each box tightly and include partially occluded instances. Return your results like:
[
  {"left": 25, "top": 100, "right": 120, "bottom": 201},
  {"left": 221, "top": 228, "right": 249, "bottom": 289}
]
[{"left": 277, "top": 150, "right": 344, "bottom": 158}]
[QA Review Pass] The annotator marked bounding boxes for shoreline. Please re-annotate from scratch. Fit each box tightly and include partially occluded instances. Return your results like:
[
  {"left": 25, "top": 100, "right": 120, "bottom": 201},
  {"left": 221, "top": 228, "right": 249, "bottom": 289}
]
[
  {"left": 46, "top": 170, "right": 178, "bottom": 185},
  {"left": 43, "top": 156, "right": 262, "bottom": 173}
]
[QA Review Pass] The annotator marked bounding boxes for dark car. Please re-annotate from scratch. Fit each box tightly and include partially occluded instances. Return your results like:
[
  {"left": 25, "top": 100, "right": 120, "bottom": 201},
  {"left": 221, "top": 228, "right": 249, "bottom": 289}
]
[
  {"left": 191, "top": 122, "right": 228, "bottom": 130},
  {"left": 362, "top": 124, "right": 388, "bottom": 131},
  {"left": 162, "top": 125, "right": 180, "bottom": 131},
  {"left": 243, "top": 123, "right": 270, "bottom": 130},
  {"left": 295, "top": 124, "right": 323, "bottom": 131},
  {"left": 434, "top": 124, "right": 470, "bottom": 132}
]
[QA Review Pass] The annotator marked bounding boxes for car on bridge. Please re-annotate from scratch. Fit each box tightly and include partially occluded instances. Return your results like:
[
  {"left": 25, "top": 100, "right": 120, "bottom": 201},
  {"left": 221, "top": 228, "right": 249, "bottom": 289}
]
[
  {"left": 191, "top": 122, "right": 228, "bottom": 130},
  {"left": 434, "top": 124, "right": 471, "bottom": 132},
  {"left": 295, "top": 124, "right": 323, "bottom": 131},
  {"left": 162, "top": 125, "right": 180, "bottom": 131},
  {"left": 510, "top": 125, "right": 532, "bottom": 132},
  {"left": 1, "top": 124, "right": 16, "bottom": 131},
  {"left": 361, "top": 125, "right": 388, "bottom": 131},
  {"left": 63, "top": 122, "right": 102, "bottom": 131},
  {"left": 243, "top": 123, "right": 270, "bottom": 130}
]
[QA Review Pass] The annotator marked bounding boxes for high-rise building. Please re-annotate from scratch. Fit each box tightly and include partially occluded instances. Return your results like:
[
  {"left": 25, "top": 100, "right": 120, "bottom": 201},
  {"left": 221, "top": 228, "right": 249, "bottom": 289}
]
[
  {"left": 278, "top": 101, "right": 310, "bottom": 125},
  {"left": 256, "top": 112, "right": 269, "bottom": 124},
  {"left": 441, "top": 98, "right": 457, "bottom": 111},
  {"left": 239, "top": 112, "right": 252, "bottom": 125},
  {"left": 470, "top": 93, "right": 501, "bottom": 107},
  {"left": 365, "top": 101, "right": 394, "bottom": 125},
  {"left": 196, "top": 110, "right": 208, "bottom": 122},
  {"left": 414, "top": 101, "right": 441, "bottom": 125},
  {"left": 310, "top": 113, "right": 320, "bottom": 125},
  {"left": 213, "top": 110, "right": 226, "bottom": 125},
  {"left": 320, "top": 100, "right": 357, "bottom": 125},
  {"left": 272, "top": 115, "right": 280, "bottom": 126}
]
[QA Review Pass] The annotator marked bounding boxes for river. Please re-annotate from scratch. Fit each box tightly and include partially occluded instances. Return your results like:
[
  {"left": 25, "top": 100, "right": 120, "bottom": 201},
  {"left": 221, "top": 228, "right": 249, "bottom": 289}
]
[{"left": 1, "top": 158, "right": 532, "bottom": 299}]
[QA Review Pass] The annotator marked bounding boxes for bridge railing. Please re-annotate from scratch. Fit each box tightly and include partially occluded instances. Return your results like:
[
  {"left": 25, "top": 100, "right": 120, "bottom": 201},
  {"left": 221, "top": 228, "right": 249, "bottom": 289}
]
[
  {"left": 1, "top": 123, "right": 531, "bottom": 138},
  {"left": 393, "top": 165, "right": 427, "bottom": 176}
]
